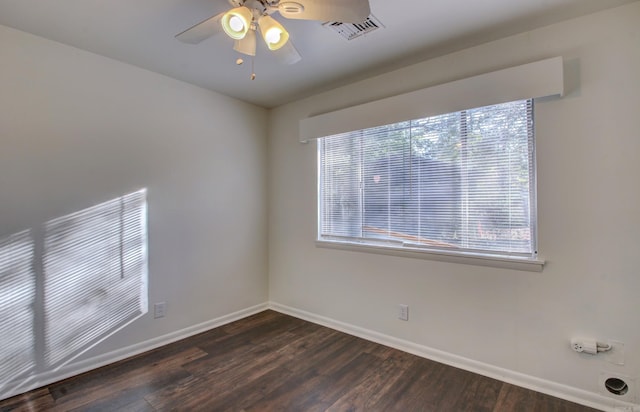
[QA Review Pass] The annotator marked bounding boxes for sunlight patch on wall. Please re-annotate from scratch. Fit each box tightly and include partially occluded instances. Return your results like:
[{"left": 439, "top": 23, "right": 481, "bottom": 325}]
[
  {"left": 0, "top": 231, "right": 35, "bottom": 387},
  {"left": 0, "top": 189, "right": 148, "bottom": 399},
  {"left": 44, "top": 189, "right": 148, "bottom": 367}
]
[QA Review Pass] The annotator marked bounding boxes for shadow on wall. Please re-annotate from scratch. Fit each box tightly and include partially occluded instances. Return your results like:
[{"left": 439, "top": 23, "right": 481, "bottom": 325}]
[{"left": 0, "top": 189, "right": 148, "bottom": 399}]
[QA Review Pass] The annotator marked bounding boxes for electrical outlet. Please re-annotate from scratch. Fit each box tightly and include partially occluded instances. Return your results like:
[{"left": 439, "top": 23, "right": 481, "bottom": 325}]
[
  {"left": 398, "top": 304, "right": 409, "bottom": 321},
  {"left": 571, "top": 340, "right": 584, "bottom": 352},
  {"left": 571, "top": 337, "right": 597, "bottom": 354},
  {"left": 154, "top": 302, "right": 167, "bottom": 319}
]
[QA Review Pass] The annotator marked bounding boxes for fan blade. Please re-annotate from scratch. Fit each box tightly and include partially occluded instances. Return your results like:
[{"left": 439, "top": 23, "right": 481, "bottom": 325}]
[
  {"left": 175, "top": 12, "right": 225, "bottom": 44},
  {"left": 272, "top": 40, "right": 302, "bottom": 65},
  {"left": 278, "top": 0, "right": 370, "bottom": 23}
]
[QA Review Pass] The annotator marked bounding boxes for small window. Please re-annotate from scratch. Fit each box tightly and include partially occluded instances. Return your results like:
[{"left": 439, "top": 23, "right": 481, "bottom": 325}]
[{"left": 318, "top": 99, "right": 536, "bottom": 260}]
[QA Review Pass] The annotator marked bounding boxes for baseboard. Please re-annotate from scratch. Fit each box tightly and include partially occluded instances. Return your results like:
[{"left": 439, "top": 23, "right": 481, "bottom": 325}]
[
  {"left": 269, "top": 301, "right": 638, "bottom": 412},
  {"left": 1, "top": 302, "right": 269, "bottom": 402},
  {"left": 4, "top": 301, "right": 636, "bottom": 411}
]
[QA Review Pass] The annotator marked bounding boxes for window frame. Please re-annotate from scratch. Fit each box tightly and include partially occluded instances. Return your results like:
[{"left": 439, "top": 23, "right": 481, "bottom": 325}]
[{"left": 316, "top": 101, "right": 544, "bottom": 272}]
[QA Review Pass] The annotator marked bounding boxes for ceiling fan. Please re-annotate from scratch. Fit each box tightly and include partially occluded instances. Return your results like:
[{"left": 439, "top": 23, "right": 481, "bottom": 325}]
[{"left": 175, "top": 0, "right": 371, "bottom": 70}]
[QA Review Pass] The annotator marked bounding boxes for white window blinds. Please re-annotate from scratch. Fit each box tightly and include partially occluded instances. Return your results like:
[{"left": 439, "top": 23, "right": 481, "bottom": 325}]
[{"left": 319, "top": 100, "right": 536, "bottom": 258}]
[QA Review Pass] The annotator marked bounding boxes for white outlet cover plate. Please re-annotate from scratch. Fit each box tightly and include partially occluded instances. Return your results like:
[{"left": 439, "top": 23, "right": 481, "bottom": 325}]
[
  {"left": 154, "top": 302, "right": 166, "bottom": 318},
  {"left": 397, "top": 304, "right": 409, "bottom": 321}
]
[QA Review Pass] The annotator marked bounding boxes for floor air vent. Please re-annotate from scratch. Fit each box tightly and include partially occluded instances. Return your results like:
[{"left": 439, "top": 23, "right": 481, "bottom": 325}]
[{"left": 323, "top": 14, "right": 384, "bottom": 41}]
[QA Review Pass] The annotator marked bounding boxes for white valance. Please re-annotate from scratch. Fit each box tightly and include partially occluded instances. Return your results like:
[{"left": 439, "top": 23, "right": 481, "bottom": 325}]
[{"left": 300, "top": 56, "right": 564, "bottom": 143}]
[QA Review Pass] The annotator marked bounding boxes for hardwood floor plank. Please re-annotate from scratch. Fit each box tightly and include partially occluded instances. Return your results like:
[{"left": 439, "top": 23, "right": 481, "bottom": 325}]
[
  {"left": 284, "top": 333, "right": 362, "bottom": 376},
  {"left": 68, "top": 397, "right": 156, "bottom": 412},
  {"left": 0, "top": 388, "right": 55, "bottom": 412},
  {"left": 298, "top": 352, "right": 384, "bottom": 412},
  {"left": 196, "top": 327, "right": 352, "bottom": 411},
  {"left": 493, "top": 383, "right": 600, "bottom": 412},
  {"left": 49, "top": 348, "right": 206, "bottom": 410},
  {"left": 201, "top": 363, "right": 305, "bottom": 411},
  {"left": 110, "top": 398, "right": 156, "bottom": 412},
  {"left": 181, "top": 330, "right": 298, "bottom": 378},
  {"left": 312, "top": 336, "right": 380, "bottom": 377},
  {"left": 217, "top": 333, "right": 360, "bottom": 410},
  {"left": 219, "top": 309, "right": 284, "bottom": 335},
  {"left": 240, "top": 366, "right": 324, "bottom": 411},
  {"left": 325, "top": 351, "right": 420, "bottom": 411},
  {"left": 142, "top": 374, "right": 201, "bottom": 410},
  {"left": 55, "top": 367, "right": 189, "bottom": 412},
  {"left": 446, "top": 372, "right": 502, "bottom": 412},
  {"left": 145, "top": 324, "right": 339, "bottom": 411},
  {"left": 186, "top": 314, "right": 308, "bottom": 368},
  {"left": 372, "top": 357, "right": 450, "bottom": 411},
  {"left": 47, "top": 346, "right": 206, "bottom": 403},
  {"left": 145, "top": 330, "right": 316, "bottom": 410},
  {"left": 1, "top": 311, "right": 601, "bottom": 412}
]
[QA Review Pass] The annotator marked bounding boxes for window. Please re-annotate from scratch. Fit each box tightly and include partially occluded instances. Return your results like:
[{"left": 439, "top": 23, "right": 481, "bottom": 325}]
[{"left": 318, "top": 99, "right": 536, "bottom": 261}]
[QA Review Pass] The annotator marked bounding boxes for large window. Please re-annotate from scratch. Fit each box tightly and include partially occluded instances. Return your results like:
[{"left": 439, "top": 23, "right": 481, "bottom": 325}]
[{"left": 318, "top": 99, "right": 536, "bottom": 259}]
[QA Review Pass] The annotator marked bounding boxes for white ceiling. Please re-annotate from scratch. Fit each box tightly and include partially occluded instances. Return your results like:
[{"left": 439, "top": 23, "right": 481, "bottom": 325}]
[{"left": 0, "top": 0, "right": 636, "bottom": 108}]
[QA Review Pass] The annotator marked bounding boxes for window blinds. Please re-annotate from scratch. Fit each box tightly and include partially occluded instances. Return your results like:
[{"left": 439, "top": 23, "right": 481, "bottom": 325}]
[{"left": 319, "top": 100, "right": 535, "bottom": 258}]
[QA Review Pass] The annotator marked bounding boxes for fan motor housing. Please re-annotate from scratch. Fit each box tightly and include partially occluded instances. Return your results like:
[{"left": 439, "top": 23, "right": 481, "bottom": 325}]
[{"left": 279, "top": 2, "right": 305, "bottom": 14}]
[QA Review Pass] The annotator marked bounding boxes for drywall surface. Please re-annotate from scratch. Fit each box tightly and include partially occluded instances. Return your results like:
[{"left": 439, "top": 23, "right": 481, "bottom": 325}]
[
  {"left": 0, "top": 23, "right": 268, "bottom": 388},
  {"left": 268, "top": 2, "right": 640, "bottom": 407}
]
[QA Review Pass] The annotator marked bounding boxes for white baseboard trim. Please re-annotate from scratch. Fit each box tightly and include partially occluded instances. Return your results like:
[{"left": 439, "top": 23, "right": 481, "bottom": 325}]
[
  {"left": 4, "top": 301, "right": 637, "bottom": 411},
  {"left": 268, "top": 301, "right": 637, "bottom": 412},
  {"left": 1, "top": 302, "right": 269, "bottom": 402}
]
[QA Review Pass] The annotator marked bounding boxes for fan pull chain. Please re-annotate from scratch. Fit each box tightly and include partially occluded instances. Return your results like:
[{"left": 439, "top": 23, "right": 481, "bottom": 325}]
[{"left": 232, "top": 54, "right": 256, "bottom": 81}]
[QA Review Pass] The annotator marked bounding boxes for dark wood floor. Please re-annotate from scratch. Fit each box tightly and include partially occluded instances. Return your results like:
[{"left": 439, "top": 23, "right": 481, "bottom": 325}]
[{"left": 0, "top": 310, "right": 599, "bottom": 411}]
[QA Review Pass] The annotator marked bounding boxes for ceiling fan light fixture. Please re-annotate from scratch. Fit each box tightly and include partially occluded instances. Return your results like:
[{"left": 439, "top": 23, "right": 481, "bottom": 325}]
[
  {"left": 234, "top": 28, "right": 257, "bottom": 56},
  {"left": 221, "top": 6, "right": 253, "bottom": 40},
  {"left": 258, "top": 15, "right": 289, "bottom": 51}
]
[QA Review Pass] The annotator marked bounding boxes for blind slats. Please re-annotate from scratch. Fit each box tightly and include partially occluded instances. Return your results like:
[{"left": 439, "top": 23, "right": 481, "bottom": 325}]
[{"left": 319, "top": 100, "right": 536, "bottom": 258}]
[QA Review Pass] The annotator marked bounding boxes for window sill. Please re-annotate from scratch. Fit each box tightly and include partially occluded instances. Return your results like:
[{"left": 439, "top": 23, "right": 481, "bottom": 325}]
[{"left": 315, "top": 239, "right": 545, "bottom": 272}]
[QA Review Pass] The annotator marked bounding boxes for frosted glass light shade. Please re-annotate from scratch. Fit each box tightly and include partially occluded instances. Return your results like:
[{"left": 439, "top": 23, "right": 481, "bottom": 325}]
[
  {"left": 258, "top": 15, "right": 289, "bottom": 50},
  {"left": 221, "top": 6, "right": 253, "bottom": 40}
]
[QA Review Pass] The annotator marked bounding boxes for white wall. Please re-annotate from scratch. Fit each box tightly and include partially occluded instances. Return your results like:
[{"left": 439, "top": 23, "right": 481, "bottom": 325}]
[
  {"left": 0, "top": 23, "right": 268, "bottom": 387},
  {"left": 268, "top": 2, "right": 640, "bottom": 408}
]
